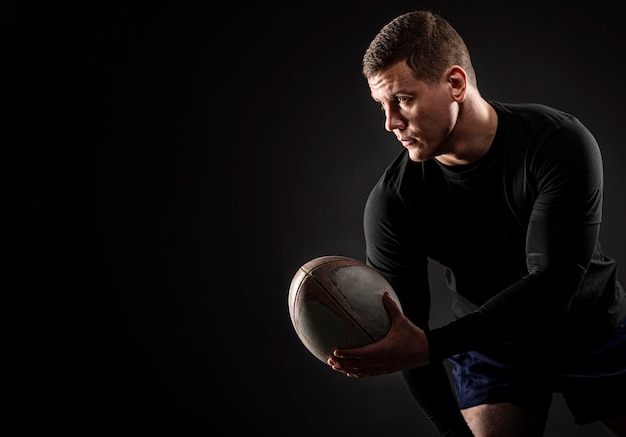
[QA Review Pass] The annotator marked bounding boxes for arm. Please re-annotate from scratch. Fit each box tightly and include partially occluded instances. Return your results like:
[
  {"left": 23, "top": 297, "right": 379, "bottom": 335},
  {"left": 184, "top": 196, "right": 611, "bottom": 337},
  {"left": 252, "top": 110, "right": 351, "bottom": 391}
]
[
  {"left": 331, "top": 116, "right": 604, "bottom": 368},
  {"left": 330, "top": 162, "right": 474, "bottom": 436},
  {"left": 429, "top": 116, "right": 604, "bottom": 359},
  {"left": 428, "top": 221, "right": 599, "bottom": 360}
]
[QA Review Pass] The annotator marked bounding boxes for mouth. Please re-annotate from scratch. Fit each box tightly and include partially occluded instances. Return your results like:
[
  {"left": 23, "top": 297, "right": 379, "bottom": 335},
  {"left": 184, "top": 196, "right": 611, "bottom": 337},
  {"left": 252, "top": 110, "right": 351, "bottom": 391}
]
[{"left": 399, "top": 137, "right": 415, "bottom": 147}]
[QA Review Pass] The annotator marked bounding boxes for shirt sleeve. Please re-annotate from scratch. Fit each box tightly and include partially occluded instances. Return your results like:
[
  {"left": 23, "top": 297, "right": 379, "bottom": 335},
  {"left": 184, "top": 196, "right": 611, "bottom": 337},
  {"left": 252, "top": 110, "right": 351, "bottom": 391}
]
[
  {"left": 364, "top": 167, "right": 474, "bottom": 436},
  {"left": 363, "top": 168, "right": 431, "bottom": 327},
  {"left": 427, "top": 116, "right": 605, "bottom": 361}
]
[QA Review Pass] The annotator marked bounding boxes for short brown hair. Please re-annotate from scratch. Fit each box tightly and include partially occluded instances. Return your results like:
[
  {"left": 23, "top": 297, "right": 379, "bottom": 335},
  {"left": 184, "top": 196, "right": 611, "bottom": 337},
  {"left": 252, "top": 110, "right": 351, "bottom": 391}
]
[{"left": 362, "top": 10, "right": 476, "bottom": 87}]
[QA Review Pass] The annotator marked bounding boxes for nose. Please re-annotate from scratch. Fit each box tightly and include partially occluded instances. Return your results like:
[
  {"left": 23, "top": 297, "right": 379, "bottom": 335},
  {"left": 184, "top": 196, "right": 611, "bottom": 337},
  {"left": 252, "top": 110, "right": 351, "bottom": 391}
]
[{"left": 384, "top": 109, "right": 406, "bottom": 132}]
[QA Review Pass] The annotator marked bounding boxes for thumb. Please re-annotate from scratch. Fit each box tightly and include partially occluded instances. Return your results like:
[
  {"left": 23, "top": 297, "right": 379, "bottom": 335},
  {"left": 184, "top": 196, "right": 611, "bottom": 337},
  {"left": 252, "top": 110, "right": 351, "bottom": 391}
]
[{"left": 382, "top": 291, "right": 402, "bottom": 320}]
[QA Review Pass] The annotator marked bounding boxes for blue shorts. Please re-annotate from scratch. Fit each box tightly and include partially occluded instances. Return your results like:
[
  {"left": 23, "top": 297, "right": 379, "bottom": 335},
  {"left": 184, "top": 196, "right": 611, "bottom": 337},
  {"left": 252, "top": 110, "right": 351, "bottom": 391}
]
[{"left": 448, "top": 318, "right": 626, "bottom": 424}]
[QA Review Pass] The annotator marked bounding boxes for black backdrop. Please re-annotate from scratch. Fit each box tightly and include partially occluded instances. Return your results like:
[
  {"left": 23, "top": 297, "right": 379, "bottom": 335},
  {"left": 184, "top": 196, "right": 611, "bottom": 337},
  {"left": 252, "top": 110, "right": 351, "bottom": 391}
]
[{"left": 5, "top": 1, "right": 625, "bottom": 436}]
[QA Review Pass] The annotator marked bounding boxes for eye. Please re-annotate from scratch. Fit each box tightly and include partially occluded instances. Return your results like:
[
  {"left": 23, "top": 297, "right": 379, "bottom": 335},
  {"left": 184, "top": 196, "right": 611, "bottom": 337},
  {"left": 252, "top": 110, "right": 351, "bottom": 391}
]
[{"left": 396, "top": 96, "right": 410, "bottom": 104}]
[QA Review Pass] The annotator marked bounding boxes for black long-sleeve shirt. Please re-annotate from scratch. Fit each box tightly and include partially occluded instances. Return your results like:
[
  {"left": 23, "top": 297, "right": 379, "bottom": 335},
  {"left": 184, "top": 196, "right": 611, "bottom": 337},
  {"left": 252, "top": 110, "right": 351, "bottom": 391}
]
[{"left": 364, "top": 101, "right": 626, "bottom": 370}]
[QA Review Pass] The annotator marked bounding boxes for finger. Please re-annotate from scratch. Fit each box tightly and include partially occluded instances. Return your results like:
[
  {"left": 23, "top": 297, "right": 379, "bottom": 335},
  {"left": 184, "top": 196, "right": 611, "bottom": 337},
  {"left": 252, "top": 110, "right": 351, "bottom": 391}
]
[
  {"left": 329, "top": 358, "right": 389, "bottom": 377},
  {"left": 328, "top": 356, "right": 361, "bottom": 369},
  {"left": 329, "top": 354, "right": 387, "bottom": 373},
  {"left": 332, "top": 345, "right": 375, "bottom": 359},
  {"left": 329, "top": 363, "right": 374, "bottom": 377}
]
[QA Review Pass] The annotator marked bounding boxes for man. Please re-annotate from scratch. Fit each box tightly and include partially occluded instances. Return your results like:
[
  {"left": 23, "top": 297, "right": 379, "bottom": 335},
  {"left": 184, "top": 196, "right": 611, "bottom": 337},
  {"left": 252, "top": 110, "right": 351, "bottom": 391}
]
[{"left": 327, "top": 10, "right": 626, "bottom": 437}]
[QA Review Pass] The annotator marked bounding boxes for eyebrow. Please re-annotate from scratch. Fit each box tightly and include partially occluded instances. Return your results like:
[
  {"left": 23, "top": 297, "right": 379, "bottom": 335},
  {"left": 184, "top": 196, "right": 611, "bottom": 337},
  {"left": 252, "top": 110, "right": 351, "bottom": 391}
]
[
  {"left": 390, "top": 88, "right": 413, "bottom": 96},
  {"left": 373, "top": 88, "right": 414, "bottom": 100},
  {"left": 372, "top": 90, "right": 412, "bottom": 105}
]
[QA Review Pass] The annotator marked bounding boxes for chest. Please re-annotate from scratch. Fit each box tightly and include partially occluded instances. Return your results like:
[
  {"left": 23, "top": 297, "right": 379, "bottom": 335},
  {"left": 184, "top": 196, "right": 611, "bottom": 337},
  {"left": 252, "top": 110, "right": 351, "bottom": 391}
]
[{"left": 420, "top": 163, "right": 529, "bottom": 267}]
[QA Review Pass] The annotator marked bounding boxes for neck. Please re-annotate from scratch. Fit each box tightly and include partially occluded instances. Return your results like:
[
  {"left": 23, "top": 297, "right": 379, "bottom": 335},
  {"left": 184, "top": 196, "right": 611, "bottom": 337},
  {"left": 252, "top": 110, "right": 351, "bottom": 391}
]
[{"left": 436, "top": 93, "right": 497, "bottom": 166}]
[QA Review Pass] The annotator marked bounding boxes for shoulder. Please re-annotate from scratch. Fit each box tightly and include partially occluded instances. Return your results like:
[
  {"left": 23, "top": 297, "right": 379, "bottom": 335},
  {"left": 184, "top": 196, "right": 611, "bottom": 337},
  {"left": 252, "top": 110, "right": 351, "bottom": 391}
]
[
  {"left": 491, "top": 103, "right": 604, "bottom": 222},
  {"left": 493, "top": 101, "right": 573, "bottom": 120},
  {"left": 493, "top": 101, "right": 594, "bottom": 139},
  {"left": 492, "top": 101, "right": 599, "bottom": 161}
]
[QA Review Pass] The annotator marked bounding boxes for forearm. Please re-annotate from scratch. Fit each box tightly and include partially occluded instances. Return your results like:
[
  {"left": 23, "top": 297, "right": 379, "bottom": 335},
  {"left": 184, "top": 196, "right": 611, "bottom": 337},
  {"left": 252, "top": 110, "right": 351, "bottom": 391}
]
[{"left": 427, "top": 222, "right": 599, "bottom": 361}]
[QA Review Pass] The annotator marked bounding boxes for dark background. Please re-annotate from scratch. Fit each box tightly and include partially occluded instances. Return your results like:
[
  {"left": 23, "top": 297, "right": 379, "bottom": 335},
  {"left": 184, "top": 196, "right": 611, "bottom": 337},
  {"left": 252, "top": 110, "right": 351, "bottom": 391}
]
[{"left": 5, "top": 1, "right": 625, "bottom": 436}]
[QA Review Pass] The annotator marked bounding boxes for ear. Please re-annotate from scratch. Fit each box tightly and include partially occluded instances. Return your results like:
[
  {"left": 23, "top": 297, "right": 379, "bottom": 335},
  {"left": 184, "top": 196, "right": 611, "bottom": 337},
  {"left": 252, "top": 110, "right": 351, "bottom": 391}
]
[{"left": 447, "top": 65, "right": 467, "bottom": 103}]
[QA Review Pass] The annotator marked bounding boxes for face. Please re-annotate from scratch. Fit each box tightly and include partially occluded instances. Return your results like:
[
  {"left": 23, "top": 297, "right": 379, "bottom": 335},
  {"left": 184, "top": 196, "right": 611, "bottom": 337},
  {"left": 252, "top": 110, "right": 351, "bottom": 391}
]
[{"left": 368, "top": 61, "right": 460, "bottom": 162}]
